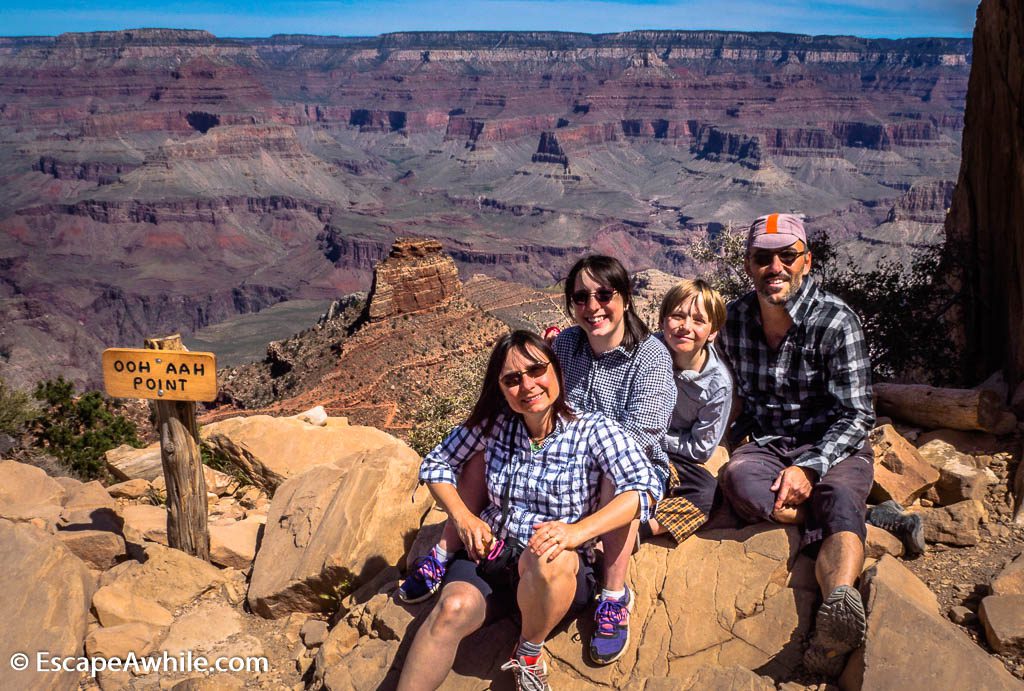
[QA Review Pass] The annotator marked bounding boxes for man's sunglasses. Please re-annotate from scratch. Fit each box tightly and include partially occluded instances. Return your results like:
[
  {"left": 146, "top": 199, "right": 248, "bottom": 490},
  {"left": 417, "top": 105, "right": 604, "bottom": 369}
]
[
  {"left": 500, "top": 362, "right": 550, "bottom": 388},
  {"left": 750, "top": 249, "right": 807, "bottom": 267},
  {"left": 570, "top": 289, "right": 618, "bottom": 306}
]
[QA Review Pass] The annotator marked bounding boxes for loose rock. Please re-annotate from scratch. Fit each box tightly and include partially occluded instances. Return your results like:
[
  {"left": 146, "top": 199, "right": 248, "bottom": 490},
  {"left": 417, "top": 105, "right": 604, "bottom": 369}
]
[
  {"left": 980, "top": 595, "right": 1024, "bottom": 655},
  {"left": 869, "top": 425, "right": 940, "bottom": 505}
]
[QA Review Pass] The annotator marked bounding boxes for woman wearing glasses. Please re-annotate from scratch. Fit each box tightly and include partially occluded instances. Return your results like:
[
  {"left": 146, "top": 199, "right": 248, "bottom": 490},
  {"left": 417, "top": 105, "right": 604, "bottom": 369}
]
[
  {"left": 397, "top": 330, "right": 661, "bottom": 691},
  {"left": 550, "top": 255, "right": 675, "bottom": 665}
]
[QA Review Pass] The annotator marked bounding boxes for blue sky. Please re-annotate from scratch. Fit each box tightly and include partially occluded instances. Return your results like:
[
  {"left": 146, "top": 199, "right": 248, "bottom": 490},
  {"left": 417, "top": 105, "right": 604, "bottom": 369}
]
[{"left": 1, "top": 0, "right": 978, "bottom": 39}]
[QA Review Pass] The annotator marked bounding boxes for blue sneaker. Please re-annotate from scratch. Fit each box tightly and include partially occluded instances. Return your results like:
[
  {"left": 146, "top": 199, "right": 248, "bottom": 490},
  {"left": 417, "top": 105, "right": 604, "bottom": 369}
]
[
  {"left": 397, "top": 553, "right": 446, "bottom": 604},
  {"left": 589, "top": 587, "right": 632, "bottom": 665}
]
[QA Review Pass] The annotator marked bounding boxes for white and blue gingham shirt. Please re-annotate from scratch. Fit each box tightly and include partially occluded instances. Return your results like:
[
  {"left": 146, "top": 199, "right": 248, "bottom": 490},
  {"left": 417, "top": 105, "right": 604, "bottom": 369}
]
[
  {"left": 717, "top": 276, "right": 875, "bottom": 479},
  {"left": 552, "top": 326, "right": 674, "bottom": 482},
  {"left": 419, "top": 411, "right": 662, "bottom": 547}
]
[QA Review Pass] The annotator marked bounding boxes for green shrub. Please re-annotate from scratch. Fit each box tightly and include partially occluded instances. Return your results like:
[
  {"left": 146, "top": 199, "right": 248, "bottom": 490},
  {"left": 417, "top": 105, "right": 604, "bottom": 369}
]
[
  {"left": 407, "top": 352, "right": 487, "bottom": 457},
  {"left": 32, "top": 377, "right": 142, "bottom": 479},
  {"left": 0, "top": 380, "right": 39, "bottom": 437}
]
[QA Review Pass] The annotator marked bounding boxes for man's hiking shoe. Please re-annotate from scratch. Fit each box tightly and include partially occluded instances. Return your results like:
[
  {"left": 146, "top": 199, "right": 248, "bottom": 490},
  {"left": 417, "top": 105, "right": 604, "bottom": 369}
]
[
  {"left": 866, "top": 499, "right": 926, "bottom": 557},
  {"left": 500, "top": 655, "right": 550, "bottom": 691},
  {"left": 804, "top": 585, "right": 867, "bottom": 677},
  {"left": 589, "top": 587, "right": 632, "bottom": 665},
  {"left": 397, "top": 553, "right": 446, "bottom": 604}
]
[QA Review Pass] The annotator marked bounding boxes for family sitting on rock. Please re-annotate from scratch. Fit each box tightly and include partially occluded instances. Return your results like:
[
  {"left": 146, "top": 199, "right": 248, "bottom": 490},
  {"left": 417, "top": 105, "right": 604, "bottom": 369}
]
[{"left": 394, "top": 213, "right": 922, "bottom": 691}]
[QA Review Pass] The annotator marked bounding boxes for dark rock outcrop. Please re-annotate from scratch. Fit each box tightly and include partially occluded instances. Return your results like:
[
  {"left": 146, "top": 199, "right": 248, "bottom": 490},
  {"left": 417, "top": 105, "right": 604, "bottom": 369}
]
[{"left": 945, "top": 0, "right": 1024, "bottom": 388}]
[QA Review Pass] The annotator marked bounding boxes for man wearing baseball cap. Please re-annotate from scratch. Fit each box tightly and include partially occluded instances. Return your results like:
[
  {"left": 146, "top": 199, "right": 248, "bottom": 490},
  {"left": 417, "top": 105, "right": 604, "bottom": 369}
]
[{"left": 716, "top": 213, "right": 876, "bottom": 677}]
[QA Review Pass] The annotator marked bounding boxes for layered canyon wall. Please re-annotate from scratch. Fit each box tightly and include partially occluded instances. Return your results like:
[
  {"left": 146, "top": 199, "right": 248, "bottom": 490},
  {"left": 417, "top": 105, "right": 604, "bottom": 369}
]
[{"left": 0, "top": 29, "right": 971, "bottom": 387}]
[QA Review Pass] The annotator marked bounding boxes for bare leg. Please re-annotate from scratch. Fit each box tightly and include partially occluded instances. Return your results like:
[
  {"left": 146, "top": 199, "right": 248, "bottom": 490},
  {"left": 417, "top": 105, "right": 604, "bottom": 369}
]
[
  {"left": 647, "top": 518, "right": 667, "bottom": 536},
  {"left": 815, "top": 531, "right": 864, "bottom": 597},
  {"left": 438, "top": 451, "right": 487, "bottom": 553},
  {"left": 517, "top": 547, "right": 579, "bottom": 643},
  {"left": 599, "top": 476, "right": 638, "bottom": 591},
  {"left": 397, "top": 582, "right": 488, "bottom": 691}
]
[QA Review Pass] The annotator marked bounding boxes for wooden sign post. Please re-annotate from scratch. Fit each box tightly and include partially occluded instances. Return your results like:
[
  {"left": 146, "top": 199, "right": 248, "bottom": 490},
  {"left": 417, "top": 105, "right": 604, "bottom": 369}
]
[{"left": 102, "top": 336, "right": 216, "bottom": 561}]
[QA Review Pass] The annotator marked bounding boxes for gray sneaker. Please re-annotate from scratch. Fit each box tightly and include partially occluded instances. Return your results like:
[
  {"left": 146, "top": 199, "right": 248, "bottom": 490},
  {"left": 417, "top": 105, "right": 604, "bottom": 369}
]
[
  {"left": 500, "top": 655, "right": 550, "bottom": 691},
  {"left": 866, "top": 499, "right": 925, "bottom": 557},
  {"left": 804, "top": 585, "right": 867, "bottom": 677}
]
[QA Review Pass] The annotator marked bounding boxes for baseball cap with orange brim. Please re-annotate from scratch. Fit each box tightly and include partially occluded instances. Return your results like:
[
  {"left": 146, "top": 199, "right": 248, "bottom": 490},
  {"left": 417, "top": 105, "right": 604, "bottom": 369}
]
[{"left": 747, "top": 213, "right": 807, "bottom": 250}]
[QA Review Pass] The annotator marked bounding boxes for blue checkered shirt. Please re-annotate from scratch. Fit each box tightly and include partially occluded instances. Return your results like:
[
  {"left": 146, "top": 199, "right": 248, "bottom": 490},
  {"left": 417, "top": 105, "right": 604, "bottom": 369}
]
[
  {"left": 552, "top": 326, "right": 674, "bottom": 482},
  {"left": 419, "top": 411, "right": 662, "bottom": 547},
  {"left": 717, "top": 276, "right": 875, "bottom": 479}
]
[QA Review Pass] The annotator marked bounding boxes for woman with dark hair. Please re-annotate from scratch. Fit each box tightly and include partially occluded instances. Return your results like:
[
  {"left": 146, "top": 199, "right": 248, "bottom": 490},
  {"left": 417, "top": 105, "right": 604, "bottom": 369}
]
[
  {"left": 397, "top": 330, "right": 661, "bottom": 691},
  {"left": 551, "top": 254, "right": 675, "bottom": 665}
]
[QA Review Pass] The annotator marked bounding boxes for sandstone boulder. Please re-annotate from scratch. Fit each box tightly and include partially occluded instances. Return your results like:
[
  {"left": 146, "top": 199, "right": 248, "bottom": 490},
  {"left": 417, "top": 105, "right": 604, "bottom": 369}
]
[
  {"left": 916, "top": 438, "right": 975, "bottom": 471},
  {"left": 106, "top": 478, "right": 153, "bottom": 500},
  {"left": 842, "top": 555, "right": 1020, "bottom": 690},
  {"left": 203, "top": 465, "right": 240, "bottom": 496},
  {"left": 91, "top": 584, "right": 174, "bottom": 628},
  {"left": 203, "top": 414, "right": 422, "bottom": 493},
  {"left": 301, "top": 619, "right": 329, "bottom": 648},
  {"left": 169, "top": 675, "right": 246, "bottom": 690},
  {"left": 868, "top": 425, "right": 939, "bottom": 505},
  {"left": 161, "top": 601, "right": 242, "bottom": 656},
  {"left": 247, "top": 430, "right": 430, "bottom": 618},
  {"left": 99, "top": 543, "right": 223, "bottom": 611},
  {"left": 930, "top": 459, "right": 998, "bottom": 505},
  {"left": 59, "top": 480, "right": 121, "bottom": 532},
  {"left": 914, "top": 500, "right": 988, "bottom": 546},
  {"left": 105, "top": 442, "right": 163, "bottom": 481},
  {"left": 317, "top": 525, "right": 818, "bottom": 688},
  {"left": 119, "top": 504, "right": 169, "bottom": 545},
  {"left": 979, "top": 595, "right": 1024, "bottom": 655},
  {"left": 85, "top": 622, "right": 163, "bottom": 659},
  {"left": 645, "top": 664, "right": 776, "bottom": 690},
  {"left": 0, "top": 519, "right": 94, "bottom": 691},
  {"left": 864, "top": 524, "right": 904, "bottom": 559},
  {"left": 209, "top": 517, "right": 263, "bottom": 570},
  {"left": 0, "top": 459, "right": 66, "bottom": 527},
  {"left": 991, "top": 552, "right": 1024, "bottom": 595},
  {"left": 57, "top": 529, "right": 127, "bottom": 570}
]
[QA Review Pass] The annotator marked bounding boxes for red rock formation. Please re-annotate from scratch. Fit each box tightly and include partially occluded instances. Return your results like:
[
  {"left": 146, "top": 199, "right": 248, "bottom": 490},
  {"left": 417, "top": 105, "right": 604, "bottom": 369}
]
[
  {"left": 215, "top": 239, "right": 508, "bottom": 431},
  {"left": 363, "top": 238, "right": 463, "bottom": 321},
  {"left": 945, "top": 0, "right": 1024, "bottom": 389}
]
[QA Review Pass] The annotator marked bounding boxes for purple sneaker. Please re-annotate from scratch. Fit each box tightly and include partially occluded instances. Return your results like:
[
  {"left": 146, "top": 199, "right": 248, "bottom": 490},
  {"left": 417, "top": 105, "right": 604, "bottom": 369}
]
[
  {"left": 397, "top": 553, "right": 446, "bottom": 604},
  {"left": 589, "top": 587, "right": 632, "bottom": 664}
]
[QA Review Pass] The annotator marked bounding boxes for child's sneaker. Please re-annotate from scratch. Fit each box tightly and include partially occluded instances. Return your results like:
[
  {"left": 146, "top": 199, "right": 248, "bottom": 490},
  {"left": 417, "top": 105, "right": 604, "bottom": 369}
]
[{"left": 396, "top": 552, "right": 446, "bottom": 604}]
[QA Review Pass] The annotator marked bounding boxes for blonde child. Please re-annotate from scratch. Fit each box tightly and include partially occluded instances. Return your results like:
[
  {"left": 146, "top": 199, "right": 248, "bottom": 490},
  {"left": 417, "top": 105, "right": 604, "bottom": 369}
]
[{"left": 645, "top": 279, "right": 733, "bottom": 541}]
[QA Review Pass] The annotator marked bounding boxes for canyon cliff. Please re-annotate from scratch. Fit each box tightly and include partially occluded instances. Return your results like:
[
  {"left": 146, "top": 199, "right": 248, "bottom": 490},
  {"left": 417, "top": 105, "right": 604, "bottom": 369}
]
[{"left": 0, "top": 29, "right": 969, "bottom": 388}]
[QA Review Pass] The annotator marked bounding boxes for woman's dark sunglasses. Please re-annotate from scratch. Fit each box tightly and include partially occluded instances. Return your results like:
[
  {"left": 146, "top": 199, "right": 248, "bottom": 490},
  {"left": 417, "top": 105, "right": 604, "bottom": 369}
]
[
  {"left": 570, "top": 288, "right": 617, "bottom": 306},
  {"left": 500, "top": 362, "right": 550, "bottom": 388},
  {"left": 750, "top": 249, "right": 807, "bottom": 267}
]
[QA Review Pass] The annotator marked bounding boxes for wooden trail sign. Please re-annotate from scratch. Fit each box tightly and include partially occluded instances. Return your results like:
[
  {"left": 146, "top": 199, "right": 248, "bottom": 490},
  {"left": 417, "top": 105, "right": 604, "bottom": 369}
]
[
  {"left": 101, "top": 335, "right": 212, "bottom": 561},
  {"left": 102, "top": 348, "right": 217, "bottom": 402}
]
